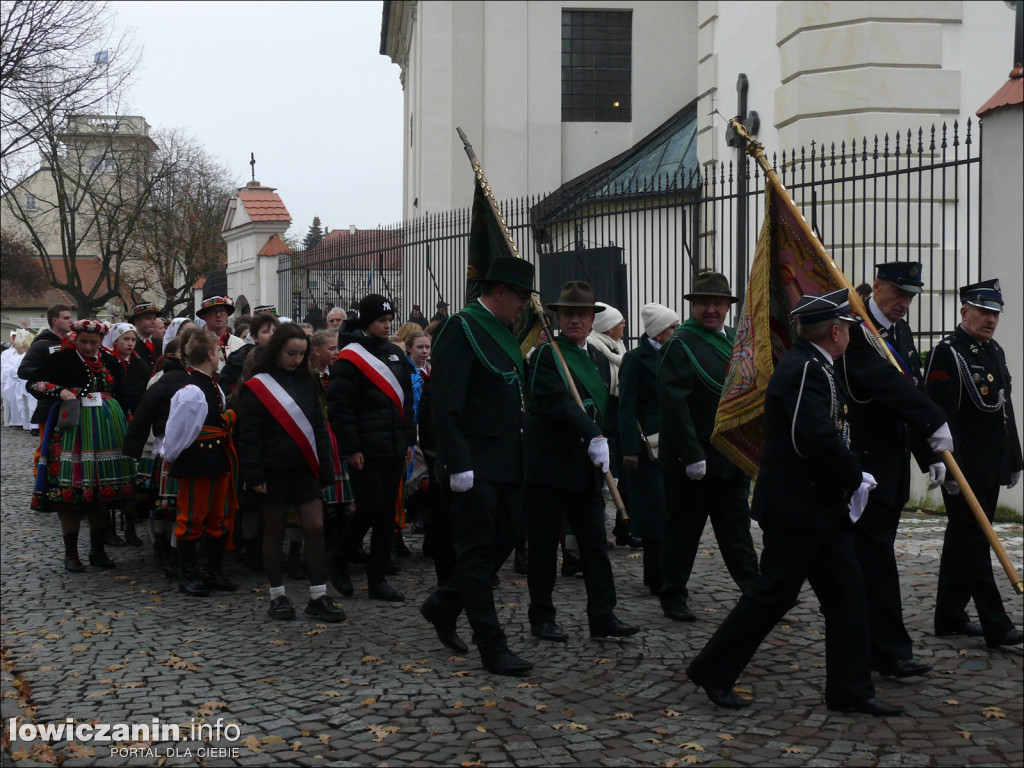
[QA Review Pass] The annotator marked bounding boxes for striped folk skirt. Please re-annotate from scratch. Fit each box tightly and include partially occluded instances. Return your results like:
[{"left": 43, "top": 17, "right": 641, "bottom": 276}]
[{"left": 32, "top": 395, "right": 137, "bottom": 512}]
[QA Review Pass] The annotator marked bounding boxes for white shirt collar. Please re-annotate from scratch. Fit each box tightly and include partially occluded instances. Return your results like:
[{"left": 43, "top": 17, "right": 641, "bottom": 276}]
[
  {"left": 647, "top": 337, "right": 663, "bottom": 351},
  {"left": 476, "top": 297, "right": 498, "bottom": 318},
  {"left": 868, "top": 297, "right": 892, "bottom": 332},
  {"left": 810, "top": 342, "right": 834, "bottom": 365}
]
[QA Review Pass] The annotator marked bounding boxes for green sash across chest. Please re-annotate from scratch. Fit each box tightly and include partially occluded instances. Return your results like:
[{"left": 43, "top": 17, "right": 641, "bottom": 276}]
[
  {"left": 547, "top": 336, "right": 609, "bottom": 419},
  {"left": 676, "top": 319, "right": 735, "bottom": 395},
  {"left": 450, "top": 302, "right": 524, "bottom": 383}
]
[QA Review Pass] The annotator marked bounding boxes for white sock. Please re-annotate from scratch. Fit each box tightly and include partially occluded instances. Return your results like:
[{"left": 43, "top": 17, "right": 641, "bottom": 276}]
[
  {"left": 269, "top": 585, "right": 286, "bottom": 599},
  {"left": 309, "top": 584, "right": 327, "bottom": 600}
]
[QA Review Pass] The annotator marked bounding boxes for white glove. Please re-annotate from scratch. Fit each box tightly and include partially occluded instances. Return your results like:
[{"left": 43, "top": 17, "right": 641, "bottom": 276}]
[
  {"left": 849, "top": 472, "right": 878, "bottom": 523},
  {"left": 927, "top": 462, "right": 947, "bottom": 491},
  {"left": 450, "top": 470, "right": 474, "bottom": 493},
  {"left": 685, "top": 460, "right": 707, "bottom": 481},
  {"left": 943, "top": 479, "right": 961, "bottom": 496},
  {"left": 588, "top": 436, "right": 610, "bottom": 473},
  {"left": 927, "top": 423, "right": 954, "bottom": 454},
  {"left": 1008, "top": 471, "right": 1022, "bottom": 489}
]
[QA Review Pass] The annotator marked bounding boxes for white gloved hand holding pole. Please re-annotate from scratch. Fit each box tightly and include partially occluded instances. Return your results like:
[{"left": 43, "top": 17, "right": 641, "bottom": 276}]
[
  {"left": 927, "top": 423, "right": 954, "bottom": 454},
  {"left": 588, "top": 436, "right": 610, "bottom": 474},
  {"left": 450, "top": 470, "right": 474, "bottom": 493}
]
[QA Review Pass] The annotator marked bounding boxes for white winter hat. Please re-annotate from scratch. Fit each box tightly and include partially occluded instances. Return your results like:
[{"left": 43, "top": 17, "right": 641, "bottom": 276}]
[
  {"left": 591, "top": 302, "right": 624, "bottom": 334},
  {"left": 641, "top": 303, "right": 679, "bottom": 338}
]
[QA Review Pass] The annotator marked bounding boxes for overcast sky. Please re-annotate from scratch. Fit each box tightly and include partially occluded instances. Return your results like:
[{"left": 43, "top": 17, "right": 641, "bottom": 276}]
[{"left": 110, "top": 0, "right": 404, "bottom": 239}]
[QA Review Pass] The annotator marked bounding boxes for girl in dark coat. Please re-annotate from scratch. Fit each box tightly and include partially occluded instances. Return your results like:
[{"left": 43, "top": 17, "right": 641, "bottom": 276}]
[
  {"left": 327, "top": 294, "right": 415, "bottom": 601},
  {"left": 238, "top": 323, "right": 343, "bottom": 622}
]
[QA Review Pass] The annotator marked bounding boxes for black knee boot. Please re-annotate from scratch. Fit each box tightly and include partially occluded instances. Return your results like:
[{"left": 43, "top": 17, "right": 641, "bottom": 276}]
[
  {"left": 88, "top": 530, "right": 116, "bottom": 569},
  {"left": 123, "top": 510, "right": 143, "bottom": 546},
  {"left": 104, "top": 509, "right": 125, "bottom": 546},
  {"left": 176, "top": 538, "right": 209, "bottom": 596},
  {"left": 63, "top": 531, "right": 84, "bottom": 572},
  {"left": 202, "top": 536, "right": 237, "bottom": 592}
]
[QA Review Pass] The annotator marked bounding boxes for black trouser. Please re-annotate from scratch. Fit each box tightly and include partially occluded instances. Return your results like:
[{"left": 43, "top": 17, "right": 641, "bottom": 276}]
[
  {"left": 660, "top": 473, "right": 758, "bottom": 607},
  {"left": 851, "top": 496, "right": 913, "bottom": 666},
  {"left": 935, "top": 486, "right": 1013, "bottom": 641},
  {"left": 687, "top": 517, "right": 875, "bottom": 708},
  {"left": 421, "top": 455, "right": 457, "bottom": 585},
  {"left": 425, "top": 479, "right": 521, "bottom": 659},
  {"left": 526, "top": 483, "right": 616, "bottom": 628},
  {"left": 341, "top": 456, "right": 405, "bottom": 585}
]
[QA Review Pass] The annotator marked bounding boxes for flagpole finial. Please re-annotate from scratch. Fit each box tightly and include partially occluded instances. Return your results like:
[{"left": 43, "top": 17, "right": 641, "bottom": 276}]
[{"left": 249, "top": 153, "right": 256, "bottom": 182}]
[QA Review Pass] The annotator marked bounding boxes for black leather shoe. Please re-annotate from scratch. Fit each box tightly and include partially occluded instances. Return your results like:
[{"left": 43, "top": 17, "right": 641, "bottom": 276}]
[
  {"left": 663, "top": 603, "right": 696, "bottom": 622},
  {"left": 829, "top": 698, "right": 905, "bottom": 717},
  {"left": 589, "top": 617, "right": 639, "bottom": 639},
  {"left": 482, "top": 650, "right": 532, "bottom": 677},
  {"left": 64, "top": 554, "right": 85, "bottom": 573},
  {"left": 202, "top": 570, "right": 238, "bottom": 592},
  {"left": 178, "top": 572, "right": 209, "bottom": 597},
  {"left": 935, "top": 621, "right": 984, "bottom": 638},
  {"left": 561, "top": 551, "right": 582, "bottom": 577},
  {"left": 104, "top": 529, "right": 125, "bottom": 547},
  {"left": 330, "top": 568, "right": 353, "bottom": 597},
  {"left": 873, "top": 658, "right": 932, "bottom": 678},
  {"left": 614, "top": 532, "right": 643, "bottom": 549},
  {"left": 986, "top": 628, "right": 1024, "bottom": 648},
  {"left": 686, "top": 667, "right": 750, "bottom": 709},
  {"left": 267, "top": 595, "right": 295, "bottom": 620},
  {"left": 88, "top": 549, "right": 116, "bottom": 569},
  {"left": 123, "top": 527, "right": 144, "bottom": 547},
  {"left": 305, "top": 595, "right": 346, "bottom": 622},
  {"left": 420, "top": 601, "right": 469, "bottom": 653},
  {"left": 531, "top": 622, "right": 569, "bottom": 643},
  {"left": 368, "top": 582, "right": 405, "bottom": 602}
]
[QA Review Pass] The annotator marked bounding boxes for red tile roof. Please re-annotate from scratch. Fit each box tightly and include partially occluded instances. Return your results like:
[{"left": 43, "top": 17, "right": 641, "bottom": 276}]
[
  {"left": 977, "top": 65, "right": 1023, "bottom": 116},
  {"left": 238, "top": 184, "right": 292, "bottom": 223},
  {"left": 258, "top": 233, "right": 292, "bottom": 257},
  {"left": 2, "top": 255, "right": 121, "bottom": 310}
]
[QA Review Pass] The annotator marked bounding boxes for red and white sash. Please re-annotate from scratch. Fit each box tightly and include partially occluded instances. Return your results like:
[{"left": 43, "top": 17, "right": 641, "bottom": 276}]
[
  {"left": 337, "top": 342, "right": 405, "bottom": 421},
  {"left": 244, "top": 373, "right": 319, "bottom": 474}
]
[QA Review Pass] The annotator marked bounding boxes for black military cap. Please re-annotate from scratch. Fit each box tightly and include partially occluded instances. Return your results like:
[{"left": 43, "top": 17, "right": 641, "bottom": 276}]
[
  {"left": 959, "top": 279, "right": 1003, "bottom": 312},
  {"left": 790, "top": 289, "right": 858, "bottom": 324},
  {"left": 875, "top": 261, "right": 924, "bottom": 294}
]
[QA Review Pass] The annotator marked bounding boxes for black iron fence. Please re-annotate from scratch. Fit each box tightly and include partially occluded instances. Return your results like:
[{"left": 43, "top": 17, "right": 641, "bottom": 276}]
[{"left": 280, "top": 120, "right": 980, "bottom": 351}]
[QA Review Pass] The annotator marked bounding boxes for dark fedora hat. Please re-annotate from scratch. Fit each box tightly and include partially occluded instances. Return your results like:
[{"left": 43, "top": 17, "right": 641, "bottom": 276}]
[
  {"left": 546, "top": 281, "right": 605, "bottom": 312},
  {"left": 684, "top": 271, "right": 738, "bottom": 303},
  {"left": 479, "top": 256, "right": 537, "bottom": 293}
]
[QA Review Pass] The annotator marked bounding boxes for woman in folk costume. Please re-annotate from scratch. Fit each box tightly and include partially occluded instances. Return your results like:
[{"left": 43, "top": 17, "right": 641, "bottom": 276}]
[
  {"left": 617, "top": 302, "right": 680, "bottom": 596},
  {"left": 586, "top": 302, "right": 641, "bottom": 550},
  {"left": 103, "top": 322, "right": 151, "bottom": 546},
  {"left": 327, "top": 294, "right": 416, "bottom": 602},
  {"left": 27, "top": 319, "right": 137, "bottom": 572},
  {"left": 238, "top": 323, "right": 343, "bottom": 622}
]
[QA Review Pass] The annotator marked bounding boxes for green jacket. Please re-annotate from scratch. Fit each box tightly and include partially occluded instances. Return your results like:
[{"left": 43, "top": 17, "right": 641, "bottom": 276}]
[
  {"left": 430, "top": 310, "right": 526, "bottom": 483},
  {"left": 617, "top": 337, "right": 662, "bottom": 457},
  {"left": 656, "top": 324, "right": 745, "bottom": 481},
  {"left": 524, "top": 339, "right": 606, "bottom": 490}
]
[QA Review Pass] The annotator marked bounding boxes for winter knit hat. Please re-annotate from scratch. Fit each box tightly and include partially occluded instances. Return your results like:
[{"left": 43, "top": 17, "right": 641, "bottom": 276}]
[
  {"left": 358, "top": 294, "right": 395, "bottom": 329},
  {"left": 592, "top": 302, "right": 624, "bottom": 334},
  {"left": 641, "top": 303, "right": 679, "bottom": 339}
]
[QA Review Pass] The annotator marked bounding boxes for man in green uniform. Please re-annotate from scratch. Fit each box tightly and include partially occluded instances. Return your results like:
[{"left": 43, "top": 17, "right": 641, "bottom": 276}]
[
  {"left": 420, "top": 257, "right": 537, "bottom": 677},
  {"left": 657, "top": 272, "right": 758, "bottom": 622},
  {"left": 525, "top": 281, "right": 639, "bottom": 643}
]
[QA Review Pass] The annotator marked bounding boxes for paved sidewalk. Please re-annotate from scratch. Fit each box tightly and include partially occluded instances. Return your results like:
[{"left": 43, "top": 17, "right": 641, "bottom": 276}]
[{"left": 1, "top": 426, "right": 1021, "bottom": 767}]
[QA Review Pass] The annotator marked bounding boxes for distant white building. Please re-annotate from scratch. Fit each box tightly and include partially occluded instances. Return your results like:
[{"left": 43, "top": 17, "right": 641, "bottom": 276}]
[{"left": 222, "top": 181, "right": 293, "bottom": 316}]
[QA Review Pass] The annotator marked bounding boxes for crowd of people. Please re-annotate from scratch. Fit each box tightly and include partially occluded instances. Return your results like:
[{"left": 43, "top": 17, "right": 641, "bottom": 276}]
[{"left": 3, "top": 260, "right": 1021, "bottom": 715}]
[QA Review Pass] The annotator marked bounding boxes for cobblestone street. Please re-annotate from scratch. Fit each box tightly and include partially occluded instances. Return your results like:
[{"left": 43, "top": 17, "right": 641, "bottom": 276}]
[{"left": 1, "top": 426, "right": 1022, "bottom": 767}]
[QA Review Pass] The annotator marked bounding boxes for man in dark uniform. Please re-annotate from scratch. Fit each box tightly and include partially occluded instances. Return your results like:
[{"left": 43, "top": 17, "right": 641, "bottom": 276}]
[
  {"left": 656, "top": 272, "right": 758, "bottom": 623},
  {"left": 686, "top": 289, "right": 903, "bottom": 716},
  {"left": 925, "top": 279, "right": 1023, "bottom": 647},
  {"left": 130, "top": 302, "right": 163, "bottom": 369},
  {"left": 19, "top": 303, "right": 73, "bottom": 432},
  {"left": 835, "top": 262, "right": 950, "bottom": 679},
  {"left": 525, "top": 281, "right": 638, "bottom": 643},
  {"left": 420, "top": 257, "right": 537, "bottom": 677}
]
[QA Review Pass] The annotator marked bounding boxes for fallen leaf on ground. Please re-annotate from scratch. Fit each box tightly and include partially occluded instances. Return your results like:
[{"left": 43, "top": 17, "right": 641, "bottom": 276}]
[
  {"left": 783, "top": 746, "right": 802, "bottom": 754},
  {"left": 362, "top": 697, "right": 377, "bottom": 706},
  {"left": 262, "top": 735, "right": 285, "bottom": 744},
  {"left": 483, "top": 700, "right": 497, "bottom": 708},
  {"left": 64, "top": 743, "right": 95, "bottom": 758},
  {"left": 981, "top": 706, "right": 1006, "bottom": 719},
  {"left": 942, "top": 699, "right": 958, "bottom": 705},
  {"left": 475, "top": 725, "right": 487, "bottom": 732},
  {"left": 717, "top": 733, "right": 734, "bottom": 740},
  {"left": 321, "top": 691, "right": 340, "bottom": 697},
  {"left": 366, "top": 724, "right": 399, "bottom": 742},
  {"left": 681, "top": 742, "right": 704, "bottom": 751},
  {"left": 662, "top": 708, "right": 684, "bottom": 717},
  {"left": 243, "top": 735, "right": 262, "bottom": 753},
  {"left": 957, "top": 730, "right": 972, "bottom": 740},
  {"left": 614, "top": 712, "right": 634, "bottom": 720}
]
